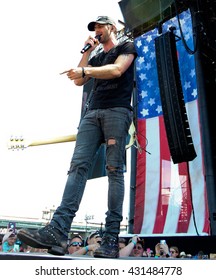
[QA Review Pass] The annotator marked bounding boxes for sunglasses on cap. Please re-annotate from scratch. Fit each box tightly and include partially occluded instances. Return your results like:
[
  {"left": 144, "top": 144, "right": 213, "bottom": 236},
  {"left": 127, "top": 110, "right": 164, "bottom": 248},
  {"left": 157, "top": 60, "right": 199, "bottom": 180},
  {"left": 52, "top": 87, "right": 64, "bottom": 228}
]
[
  {"left": 89, "top": 230, "right": 101, "bottom": 239},
  {"left": 69, "top": 241, "right": 83, "bottom": 247}
]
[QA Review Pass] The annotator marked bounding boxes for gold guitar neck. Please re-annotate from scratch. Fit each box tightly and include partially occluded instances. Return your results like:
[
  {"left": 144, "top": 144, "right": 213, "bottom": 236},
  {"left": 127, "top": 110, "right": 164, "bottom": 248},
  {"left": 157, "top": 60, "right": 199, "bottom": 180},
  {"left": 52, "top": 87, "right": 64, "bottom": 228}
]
[{"left": 29, "top": 134, "right": 77, "bottom": 147}]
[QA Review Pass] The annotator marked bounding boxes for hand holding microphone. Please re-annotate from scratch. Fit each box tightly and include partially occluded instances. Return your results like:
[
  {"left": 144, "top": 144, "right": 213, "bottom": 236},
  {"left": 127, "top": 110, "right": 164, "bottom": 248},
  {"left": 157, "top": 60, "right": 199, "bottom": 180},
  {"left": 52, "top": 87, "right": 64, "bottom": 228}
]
[
  {"left": 80, "top": 34, "right": 101, "bottom": 53},
  {"left": 59, "top": 34, "right": 102, "bottom": 76}
]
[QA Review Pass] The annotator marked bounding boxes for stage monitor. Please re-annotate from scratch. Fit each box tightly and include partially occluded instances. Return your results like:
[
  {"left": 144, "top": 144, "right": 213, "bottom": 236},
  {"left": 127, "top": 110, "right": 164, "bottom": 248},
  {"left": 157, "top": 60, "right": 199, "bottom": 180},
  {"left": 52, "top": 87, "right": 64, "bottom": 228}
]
[{"left": 118, "top": 0, "right": 187, "bottom": 36}]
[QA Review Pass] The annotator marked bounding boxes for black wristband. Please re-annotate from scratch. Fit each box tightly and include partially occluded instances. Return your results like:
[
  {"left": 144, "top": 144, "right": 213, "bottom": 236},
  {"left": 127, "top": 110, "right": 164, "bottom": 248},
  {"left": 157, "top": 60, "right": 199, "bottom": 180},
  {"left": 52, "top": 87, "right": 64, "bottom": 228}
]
[{"left": 82, "top": 67, "right": 85, "bottom": 78}]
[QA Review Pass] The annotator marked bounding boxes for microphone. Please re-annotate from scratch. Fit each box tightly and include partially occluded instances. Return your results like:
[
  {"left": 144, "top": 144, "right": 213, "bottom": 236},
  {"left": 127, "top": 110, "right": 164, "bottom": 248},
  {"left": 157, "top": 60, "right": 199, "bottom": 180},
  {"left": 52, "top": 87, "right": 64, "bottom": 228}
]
[{"left": 80, "top": 34, "right": 101, "bottom": 54}]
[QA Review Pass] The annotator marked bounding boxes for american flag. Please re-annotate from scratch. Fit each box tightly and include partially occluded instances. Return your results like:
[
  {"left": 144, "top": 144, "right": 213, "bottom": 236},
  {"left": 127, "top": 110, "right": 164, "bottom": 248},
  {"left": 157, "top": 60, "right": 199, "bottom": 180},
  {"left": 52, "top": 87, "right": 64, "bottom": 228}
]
[{"left": 133, "top": 9, "right": 210, "bottom": 235}]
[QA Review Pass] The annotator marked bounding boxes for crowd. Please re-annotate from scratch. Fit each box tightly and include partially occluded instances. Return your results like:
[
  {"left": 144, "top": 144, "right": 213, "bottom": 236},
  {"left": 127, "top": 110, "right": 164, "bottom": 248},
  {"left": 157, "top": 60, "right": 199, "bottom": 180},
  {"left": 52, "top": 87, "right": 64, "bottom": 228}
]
[{"left": 0, "top": 228, "right": 212, "bottom": 259}]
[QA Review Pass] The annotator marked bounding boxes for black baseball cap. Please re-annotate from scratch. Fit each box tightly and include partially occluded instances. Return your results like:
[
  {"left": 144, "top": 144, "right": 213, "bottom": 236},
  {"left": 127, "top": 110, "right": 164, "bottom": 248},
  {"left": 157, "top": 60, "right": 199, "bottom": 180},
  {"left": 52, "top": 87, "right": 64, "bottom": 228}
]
[{"left": 88, "top": 16, "right": 116, "bottom": 31}]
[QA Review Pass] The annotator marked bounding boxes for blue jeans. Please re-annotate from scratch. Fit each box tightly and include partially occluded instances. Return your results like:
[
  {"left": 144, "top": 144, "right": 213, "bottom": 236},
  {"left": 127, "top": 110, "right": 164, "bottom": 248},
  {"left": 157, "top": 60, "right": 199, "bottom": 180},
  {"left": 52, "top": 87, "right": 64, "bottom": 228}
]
[{"left": 50, "top": 107, "right": 133, "bottom": 238}]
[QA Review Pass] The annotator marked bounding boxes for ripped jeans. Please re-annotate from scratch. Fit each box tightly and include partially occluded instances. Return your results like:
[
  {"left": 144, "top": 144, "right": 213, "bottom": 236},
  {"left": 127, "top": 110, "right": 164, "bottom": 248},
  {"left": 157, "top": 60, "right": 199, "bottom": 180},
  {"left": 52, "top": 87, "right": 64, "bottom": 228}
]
[{"left": 50, "top": 107, "right": 133, "bottom": 238}]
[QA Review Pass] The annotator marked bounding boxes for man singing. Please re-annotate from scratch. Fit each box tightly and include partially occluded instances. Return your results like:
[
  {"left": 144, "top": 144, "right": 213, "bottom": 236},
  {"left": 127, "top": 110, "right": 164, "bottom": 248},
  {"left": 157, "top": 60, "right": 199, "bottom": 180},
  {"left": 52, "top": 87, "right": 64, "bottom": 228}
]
[{"left": 18, "top": 16, "right": 137, "bottom": 258}]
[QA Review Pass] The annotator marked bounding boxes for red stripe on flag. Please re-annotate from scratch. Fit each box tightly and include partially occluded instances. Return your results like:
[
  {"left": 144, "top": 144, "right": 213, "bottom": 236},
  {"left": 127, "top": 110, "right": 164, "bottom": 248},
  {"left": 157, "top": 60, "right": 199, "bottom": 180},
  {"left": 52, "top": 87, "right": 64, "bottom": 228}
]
[
  {"left": 153, "top": 116, "right": 171, "bottom": 233},
  {"left": 203, "top": 183, "right": 210, "bottom": 233},
  {"left": 197, "top": 102, "right": 210, "bottom": 234},
  {"left": 134, "top": 119, "right": 146, "bottom": 233},
  {"left": 176, "top": 162, "right": 192, "bottom": 233}
]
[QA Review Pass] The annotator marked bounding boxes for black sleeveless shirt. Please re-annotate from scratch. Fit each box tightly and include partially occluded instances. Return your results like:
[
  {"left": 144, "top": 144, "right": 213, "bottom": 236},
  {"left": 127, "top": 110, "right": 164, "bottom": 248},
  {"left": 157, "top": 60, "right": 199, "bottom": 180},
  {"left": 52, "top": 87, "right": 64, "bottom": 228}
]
[{"left": 88, "top": 40, "right": 137, "bottom": 110}]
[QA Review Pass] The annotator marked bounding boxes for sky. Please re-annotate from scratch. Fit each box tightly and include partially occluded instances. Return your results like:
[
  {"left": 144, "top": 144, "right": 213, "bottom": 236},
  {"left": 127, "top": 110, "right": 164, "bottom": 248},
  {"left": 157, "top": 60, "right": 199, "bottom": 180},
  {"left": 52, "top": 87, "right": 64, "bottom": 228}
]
[{"left": 0, "top": 0, "right": 131, "bottom": 226}]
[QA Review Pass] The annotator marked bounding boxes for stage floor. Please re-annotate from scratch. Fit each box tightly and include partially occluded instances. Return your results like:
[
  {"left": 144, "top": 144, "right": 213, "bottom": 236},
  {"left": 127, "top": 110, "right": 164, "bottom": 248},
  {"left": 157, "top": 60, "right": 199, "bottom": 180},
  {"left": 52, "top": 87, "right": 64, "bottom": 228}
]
[{"left": 0, "top": 252, "right": 185, "bottom": 260}]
